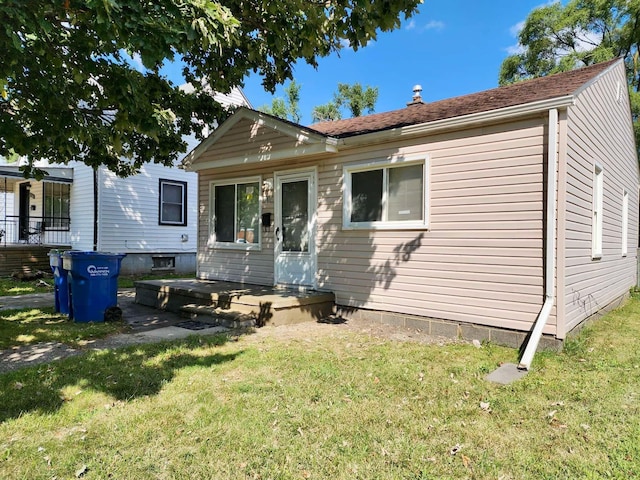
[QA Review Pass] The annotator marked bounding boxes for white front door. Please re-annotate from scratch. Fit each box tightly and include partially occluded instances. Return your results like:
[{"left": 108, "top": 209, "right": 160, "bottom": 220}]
[{"left": 274, "top": 169, "right": 317, "bottom": 288}]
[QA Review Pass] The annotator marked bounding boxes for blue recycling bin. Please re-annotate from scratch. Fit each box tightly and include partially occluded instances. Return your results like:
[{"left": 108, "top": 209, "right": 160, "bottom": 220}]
[
  {"left": 48, "top": 249, "right": 70, "bottom": 315},
  {"left": 62, "top": 251, "right": 126, "bottom": 323}
]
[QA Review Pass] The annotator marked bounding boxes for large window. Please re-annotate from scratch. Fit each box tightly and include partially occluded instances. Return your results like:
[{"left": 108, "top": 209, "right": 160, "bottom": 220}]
[
  {"left": 43, "top": 182, "right": 70, "bottom": 230},
  {"left": 210, "top": 177, "right": 260, "bottom": 248},
  {"left": 344, "top": 158, "right": 428, "bottom": 229},
  {"left": 159, "top": 179, "right": 187, "bottom": 226},
  {"left": 592, "top": 164, "right": 604, "bottom": 259}
]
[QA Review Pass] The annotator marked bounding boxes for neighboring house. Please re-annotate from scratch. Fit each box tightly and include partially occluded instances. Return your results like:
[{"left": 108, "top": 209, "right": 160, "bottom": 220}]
[
  {"left": 0, "top": 87, "right": 250, "bottom": 274},
  {"left": 184, "top": 58, "right": 639, "bottom": 355}
]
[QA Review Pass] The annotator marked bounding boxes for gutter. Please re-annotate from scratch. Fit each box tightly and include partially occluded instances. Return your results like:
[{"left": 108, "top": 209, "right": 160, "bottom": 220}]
[{"left": 518, "top": 108, "right": 558, "bottom": 371}]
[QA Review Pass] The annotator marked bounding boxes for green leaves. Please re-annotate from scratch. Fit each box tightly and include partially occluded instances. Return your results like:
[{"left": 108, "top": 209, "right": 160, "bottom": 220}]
[{"left": 1, "top": 0, "right": 420, "bottom": 176}]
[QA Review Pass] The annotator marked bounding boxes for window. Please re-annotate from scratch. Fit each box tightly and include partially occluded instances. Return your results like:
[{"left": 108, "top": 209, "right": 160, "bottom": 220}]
[
  {"left": 210, "top": 177, "right": 261, "bottom": 248},
  {"left": 43, "top": 182, "right": 70, "bottom": 230},
  {"left": 622, "top": 189, "right": 629, "bottom": 256},
  {"left": 159, "top": 179, "right": 187, "bottom": 226},
  {"left": 592, "top": 164, "right": 604, "bottom": 259},
  {"left": 344, "top": 158, "right": 428, "bottom": 229}
]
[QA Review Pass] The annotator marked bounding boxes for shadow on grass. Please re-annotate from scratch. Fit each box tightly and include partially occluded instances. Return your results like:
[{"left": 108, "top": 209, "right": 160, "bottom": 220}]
[
  {"left": 0, "top": 308, "right": 127, "bottom": 350},
  {"left": 0, "top": 335, "right": 243, "bottom": 423}
]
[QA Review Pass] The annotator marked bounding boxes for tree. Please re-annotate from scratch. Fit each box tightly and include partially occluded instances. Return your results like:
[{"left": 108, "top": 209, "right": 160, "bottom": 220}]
[
  {"left": 499, "top": 0, "right": 640, "bottom": 148},
  {"left": 1, "top": 0, "right": 420, "bottom": 177},
  {"left": 259, "top": 80, "right": 301, "bottom": 123},
  {"left": 311, "top": 82, "right": 379, "bottom": 122}
]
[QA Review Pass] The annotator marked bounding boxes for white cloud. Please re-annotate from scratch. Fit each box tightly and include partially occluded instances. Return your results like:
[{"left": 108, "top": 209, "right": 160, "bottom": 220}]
[
  {"left": 405, "top": 19, "right": 416, "bottom": 31},
  {"left": 510, "top": 20, "right": 525, "bottom": 37},
  {"left": 423, "top": 20, "right": 445, "bottom": 31}
]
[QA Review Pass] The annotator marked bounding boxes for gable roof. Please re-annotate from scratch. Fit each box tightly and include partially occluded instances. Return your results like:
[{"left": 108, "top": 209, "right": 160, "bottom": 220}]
[{"left": 310, "top": 58, "right": 621, "bottom": 138}]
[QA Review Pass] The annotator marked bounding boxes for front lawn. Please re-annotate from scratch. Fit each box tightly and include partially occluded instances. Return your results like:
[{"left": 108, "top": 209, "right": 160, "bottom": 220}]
[
  {"left": 1, "top": 294, "right": 639, "bottom": 478},
  {"left": 0, "top": 308, "right": 127, "bottom": 350}
]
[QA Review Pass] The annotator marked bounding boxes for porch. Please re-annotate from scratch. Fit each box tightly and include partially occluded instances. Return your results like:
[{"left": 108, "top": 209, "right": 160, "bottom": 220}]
[
  {"left": 134, "top": 279, "right": 336, "bottom": 328},
  {"left": 0, "top": 245, "right": 70, "bottom": 277}
]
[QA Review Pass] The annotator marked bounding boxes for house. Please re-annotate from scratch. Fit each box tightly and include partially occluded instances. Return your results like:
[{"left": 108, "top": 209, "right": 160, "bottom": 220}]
[
  {"left": 0, "top": 87, "right": 250, "bottom": 275},
  {"left": 183, "top": 59, "right": 639, "bottom": 363}
]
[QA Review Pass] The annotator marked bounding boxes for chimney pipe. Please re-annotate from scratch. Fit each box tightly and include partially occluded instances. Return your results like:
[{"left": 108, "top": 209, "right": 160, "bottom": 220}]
[{"left": 407, "top": 84, "right": 423, "bottom": 105}]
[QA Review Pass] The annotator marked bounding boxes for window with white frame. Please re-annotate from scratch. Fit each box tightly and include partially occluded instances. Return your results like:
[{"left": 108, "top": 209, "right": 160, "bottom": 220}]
[
  {"left": 592, "top": 164, "right": 604, "bottom": 259},
  {"left": 43, "top": 181, "right": 70, "bottom": 230},
  {"left": 343, "top": 158, "right": 428, "bottom": 229},
  {"left": 210, "top": 177, "right": 261, "bottom": 247},
  {"left": 622, "top": 189, "right": 629, "bottom": 256},
  {"left": 159, "top": 179, "right": 187, "bottom": 226}
]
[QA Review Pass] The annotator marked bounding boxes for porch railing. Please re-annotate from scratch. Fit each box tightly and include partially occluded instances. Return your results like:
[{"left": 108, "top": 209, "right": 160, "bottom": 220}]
[{"left": 0, "top": 215, "right": 71, "bottom": 246}]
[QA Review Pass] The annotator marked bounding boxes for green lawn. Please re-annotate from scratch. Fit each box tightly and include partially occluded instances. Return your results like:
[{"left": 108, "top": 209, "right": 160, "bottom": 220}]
[
  {"left": 1, "top": 294, "right": 639, "bottom": 478},
  {"left": 0, "top": 272, "right": 194, "bottom": 296}
]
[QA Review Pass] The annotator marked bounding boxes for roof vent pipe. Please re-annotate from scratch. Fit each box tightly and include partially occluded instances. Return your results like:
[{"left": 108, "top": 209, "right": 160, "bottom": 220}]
[{"left": 407, "top": 84, "right": 423, "bottom": 105}]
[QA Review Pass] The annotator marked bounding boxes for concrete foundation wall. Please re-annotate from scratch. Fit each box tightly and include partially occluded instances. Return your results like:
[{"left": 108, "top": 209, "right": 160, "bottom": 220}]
[{"left": 119, "top": 252, "right": 196, "bottom": 276}]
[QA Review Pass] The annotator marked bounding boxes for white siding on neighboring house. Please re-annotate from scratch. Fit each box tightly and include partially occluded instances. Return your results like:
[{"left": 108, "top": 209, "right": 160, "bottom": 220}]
[
  {"left": 68, "top": 162, "right": 95, "bottom": 250},
  {"left": 97, "top": 163, "right": 197, "bottom": 254},
  {"left": 562, "top": 62, "right": 639, "bottom": 333}
]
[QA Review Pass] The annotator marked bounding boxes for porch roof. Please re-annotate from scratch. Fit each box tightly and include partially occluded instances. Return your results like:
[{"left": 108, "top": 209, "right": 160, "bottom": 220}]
[{"left": 0, "top": 166, "right": 74, "bottom": 192}]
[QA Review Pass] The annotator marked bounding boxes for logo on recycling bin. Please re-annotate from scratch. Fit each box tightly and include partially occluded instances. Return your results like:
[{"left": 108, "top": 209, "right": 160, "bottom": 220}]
[{"left": 87, "top": 264, "right": 110, "bottom": 276}]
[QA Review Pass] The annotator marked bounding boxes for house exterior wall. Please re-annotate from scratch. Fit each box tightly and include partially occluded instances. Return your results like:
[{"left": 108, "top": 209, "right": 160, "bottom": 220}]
[
  {"left": 69, "top": 162, "right": 95, "bottom": 250},
  {"left": 562, "top": 63, "right": 639, "bottom": 333},
  {"left": 96, "top": 163, "right": 197, "bottom": 274},
  {"left": 197, "top": 117, "right": 552, "bottom": 334}
]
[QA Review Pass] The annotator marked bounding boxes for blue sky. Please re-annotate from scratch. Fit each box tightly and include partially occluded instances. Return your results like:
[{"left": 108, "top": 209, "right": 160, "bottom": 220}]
[{"left": 241, "top": 1, "right": 548, "bottom": 125}]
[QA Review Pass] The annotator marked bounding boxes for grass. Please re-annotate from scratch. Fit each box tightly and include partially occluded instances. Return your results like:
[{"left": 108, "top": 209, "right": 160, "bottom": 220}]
[
  {"left": 0, "top": 308, "right": 128, "bottom": 350},
  {"left": 1, "top": 294, "right": 640, "bottom": 478},
  {"left": 0, "top": 272, "right": 194, "bottom": 296}
]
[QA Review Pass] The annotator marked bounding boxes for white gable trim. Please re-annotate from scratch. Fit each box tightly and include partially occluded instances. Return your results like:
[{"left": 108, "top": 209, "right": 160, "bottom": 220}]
[{"left": 184, "top": 108, "right": 337, "bottom": 171}]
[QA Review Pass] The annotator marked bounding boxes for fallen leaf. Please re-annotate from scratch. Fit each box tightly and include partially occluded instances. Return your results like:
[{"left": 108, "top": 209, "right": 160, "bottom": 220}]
[
  {"left": 75, "top": 465, "right": 88, "bottom": 478},
  {"left": 297, "top": 427, "right": 304, "bottom": 436},
  {"left": 480, "top": 401, "right": 491, "bottom": 412},
  {"left": 13, "top": 382, "right": 23, "bottom": 390},
  {"left": 547, "top": 410, "right": 557, "bottom": 418},
  {"left": 472, "top": 339, "right": 482, "bottom": 349},
  {"left": 580, "top": 424, "right": 591, "bottom": 430},
  {"left": 461, "top": 454, "right": 471, "bottom": 468},
  {"left": 450, "top": 444, "right": 462, "bottom": 455}
]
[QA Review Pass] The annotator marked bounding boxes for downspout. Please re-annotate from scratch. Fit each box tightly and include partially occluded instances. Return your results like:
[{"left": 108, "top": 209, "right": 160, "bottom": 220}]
[
  {"left": 518, "top": 108, "right": 558, "bottom": 371},
  {"left": 93, "top": 166, "right": 98, "bottom": 251}
]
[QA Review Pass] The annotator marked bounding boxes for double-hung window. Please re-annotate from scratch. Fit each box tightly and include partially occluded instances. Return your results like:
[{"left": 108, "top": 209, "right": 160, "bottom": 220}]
[
  {"left": 210, "top": 177, "right": 261, "bottom": 248},
  {"left": 343, "top": 157, "right": 428, "bottom": 229},
  {"left": 159, "top": 179, "right": 187, "bottom": 226}
]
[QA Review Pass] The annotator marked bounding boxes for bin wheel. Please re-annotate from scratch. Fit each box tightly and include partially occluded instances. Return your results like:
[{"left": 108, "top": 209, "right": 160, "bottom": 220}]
[{"left": 104, "top": 306, "right": 123, "bottom": 322}]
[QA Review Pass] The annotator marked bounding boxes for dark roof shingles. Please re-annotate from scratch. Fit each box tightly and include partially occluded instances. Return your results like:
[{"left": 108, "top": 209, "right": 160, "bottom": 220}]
[{"left": 309, "top": 59, "right": 619, "bottom": 138}]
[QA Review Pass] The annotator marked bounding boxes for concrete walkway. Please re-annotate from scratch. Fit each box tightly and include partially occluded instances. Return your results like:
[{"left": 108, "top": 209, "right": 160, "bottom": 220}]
[{"left": 0, "top": 289, "right": 231, "bottom": 374}]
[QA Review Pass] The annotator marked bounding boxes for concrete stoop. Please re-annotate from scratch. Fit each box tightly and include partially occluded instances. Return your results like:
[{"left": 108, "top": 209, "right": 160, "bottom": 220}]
[{"left": 134, "top": 279, "right": 335, "bottom": 327}]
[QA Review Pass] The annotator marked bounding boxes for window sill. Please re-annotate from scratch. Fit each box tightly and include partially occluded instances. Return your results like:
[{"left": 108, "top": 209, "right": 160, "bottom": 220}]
[
  {"left": 207, "top": 242, "right": 262, "bottom": 251},
  {"left": 343, "top": 222, "right": 429, "bottom": 231}
]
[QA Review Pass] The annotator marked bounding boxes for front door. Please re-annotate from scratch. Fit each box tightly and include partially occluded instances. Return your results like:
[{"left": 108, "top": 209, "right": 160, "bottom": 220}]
[
  {"left": 274, "top": 169, "right": 316, "bottom": 288},
  {"left": 18, "top": 183, "right": 30, "bottom": 241}
]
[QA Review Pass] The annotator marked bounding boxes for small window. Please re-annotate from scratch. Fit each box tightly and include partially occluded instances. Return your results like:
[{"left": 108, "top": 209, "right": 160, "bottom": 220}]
[
  {"left": 344, "top": 158, "right": 428, "bottom": 229},
  {"left": 209, "top": 177, "right": 261, "bottom": 248},
  {"left": 622, "top": 189, "right": 629, "bottom": 256},
  {"left": 592, "top": 164, "right": 604, "bottom": 259},
  {"left": 159, "top": 179, "right": 187, "bottom": 226},
  {"left": 152, "top": 256, "right": 175, "bottom": 271}
]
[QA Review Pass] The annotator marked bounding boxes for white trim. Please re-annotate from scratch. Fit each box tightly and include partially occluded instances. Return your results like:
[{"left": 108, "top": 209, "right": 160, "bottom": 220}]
[
  {"left": 622, "top": 188, "right": 629, "bottom": 257},
  {"left": 592, "top": 163, "right": 604, "bottom": 259},
  {"left": 340, "top": 96, "right": 576, "bottom": 148},
  {"left": 273, "top": 167, "right": 318, "bottom": 288},
  {"left": 343, "top": 155, "right": 429, "bottom": 230},
  {"left": 208, "top": 175, "right": 262, "bottom": 251}
]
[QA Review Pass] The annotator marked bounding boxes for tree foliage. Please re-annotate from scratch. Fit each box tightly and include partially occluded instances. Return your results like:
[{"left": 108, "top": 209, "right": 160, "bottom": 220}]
[
  {"left": 259, "top": 80, "right": 301, "bottom": 123},
  {"left": 0, "top": 0, "right": 420, "bottom": 177},
  {"left": 311, "top": 82, "right": 379, "bottom": 122},
  {"left": 499, "top": 0, "right": 640, "bottom": 149}
]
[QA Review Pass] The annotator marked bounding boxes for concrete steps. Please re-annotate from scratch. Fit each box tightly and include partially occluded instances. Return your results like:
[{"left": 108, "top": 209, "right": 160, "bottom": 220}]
[{"left": 135, "top": 279, "right": 335, "bottom": 327}]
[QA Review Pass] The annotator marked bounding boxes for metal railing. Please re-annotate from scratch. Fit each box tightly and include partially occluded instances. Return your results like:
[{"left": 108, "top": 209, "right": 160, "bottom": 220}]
[{"left": 0, "top": 215, "right": 71, "bottom": 246}]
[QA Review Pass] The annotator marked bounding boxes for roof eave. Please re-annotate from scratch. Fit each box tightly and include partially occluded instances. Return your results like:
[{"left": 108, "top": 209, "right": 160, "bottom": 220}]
[{"left": 340, "top": 95, "right": 576, "bottom": 146}]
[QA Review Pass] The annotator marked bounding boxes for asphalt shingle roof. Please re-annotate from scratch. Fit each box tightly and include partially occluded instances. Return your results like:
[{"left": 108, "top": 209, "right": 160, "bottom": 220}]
[{"left": 309, "top": 59, "right": 619, "bottom": 138}]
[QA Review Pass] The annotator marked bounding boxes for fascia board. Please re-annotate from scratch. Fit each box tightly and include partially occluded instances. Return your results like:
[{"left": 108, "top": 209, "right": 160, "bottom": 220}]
[{"left": 340, "top": 95, "right": 576, "bottom": 147}]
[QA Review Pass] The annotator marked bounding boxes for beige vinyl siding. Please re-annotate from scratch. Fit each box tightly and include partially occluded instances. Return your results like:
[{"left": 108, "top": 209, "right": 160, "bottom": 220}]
[
  {"left": 316, "top": 118, "right": 549, "bottom": 333},
  {"left": 196, "top": 118, "right": 305, "bottom": 166},
  {"left": 563, "top": 62, "right": 639, "bottom": 332}
]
